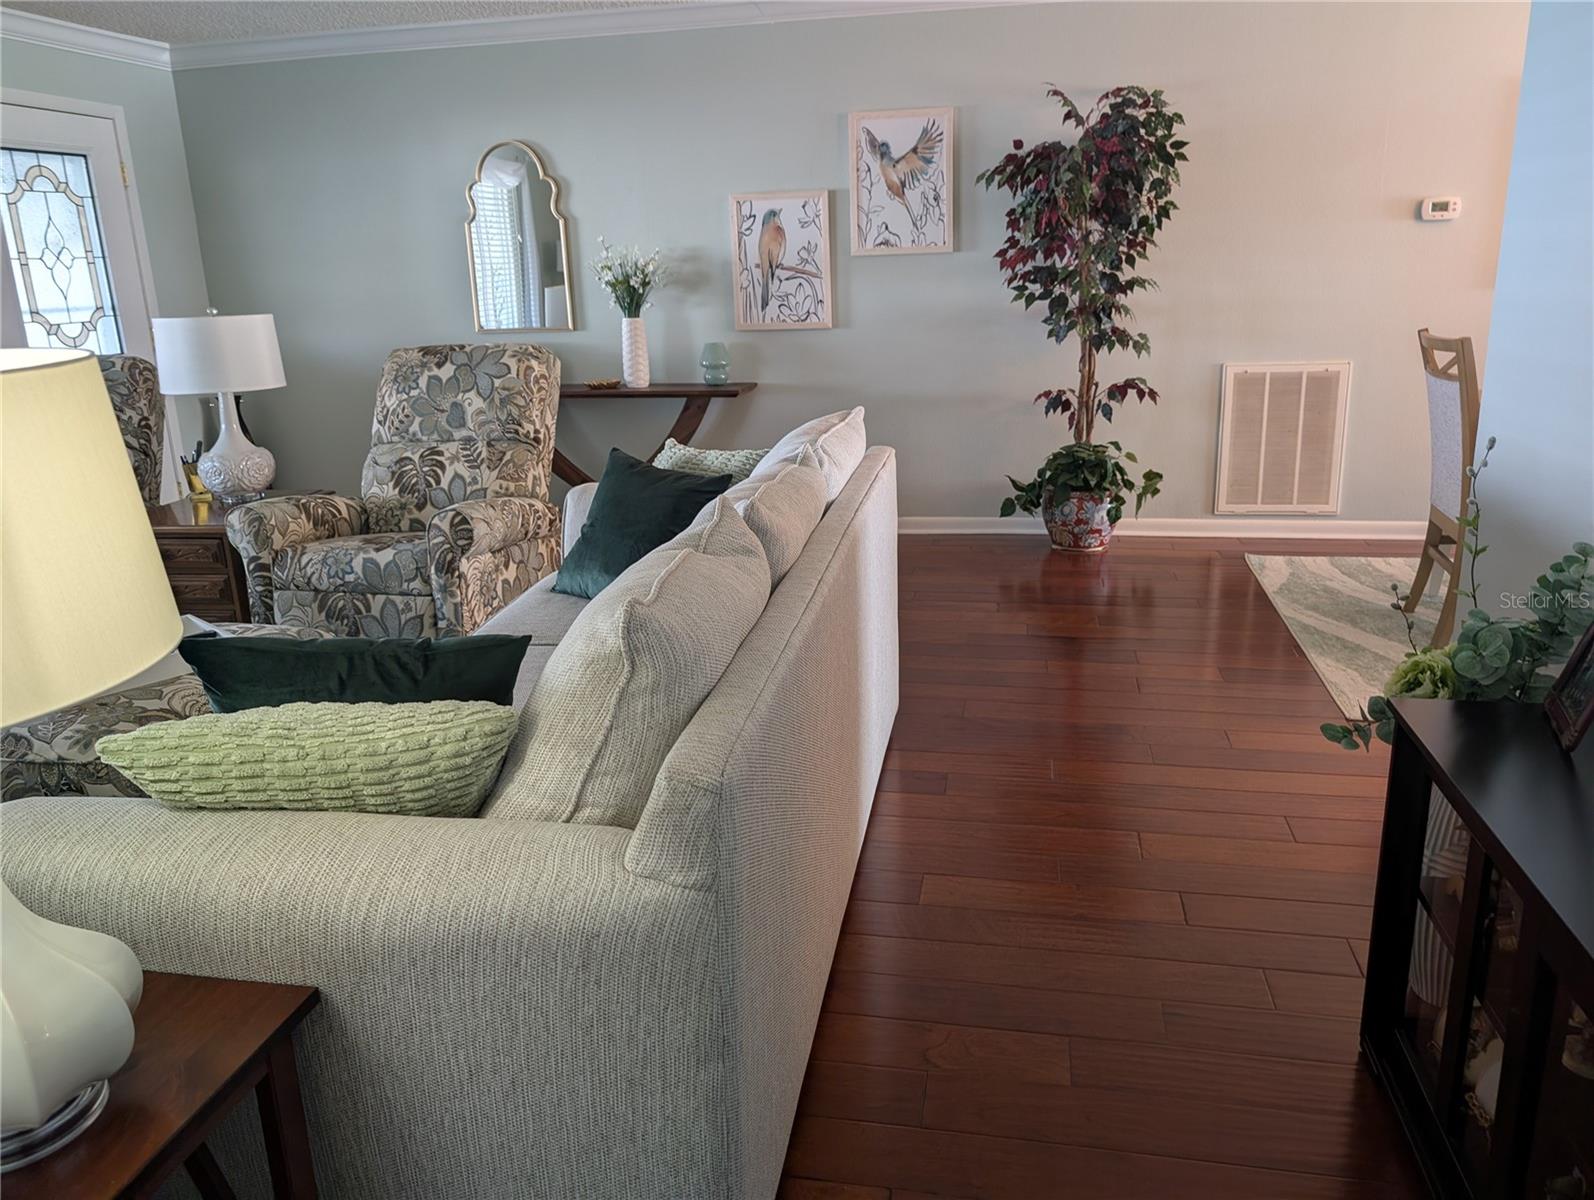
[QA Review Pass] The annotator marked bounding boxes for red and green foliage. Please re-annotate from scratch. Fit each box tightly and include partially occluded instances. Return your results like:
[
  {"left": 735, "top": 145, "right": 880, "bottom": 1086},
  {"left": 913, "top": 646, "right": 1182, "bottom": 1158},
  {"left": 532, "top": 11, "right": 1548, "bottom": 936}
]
[{"left": 978, "top": 86, "right": 1187, "bottom": 444}]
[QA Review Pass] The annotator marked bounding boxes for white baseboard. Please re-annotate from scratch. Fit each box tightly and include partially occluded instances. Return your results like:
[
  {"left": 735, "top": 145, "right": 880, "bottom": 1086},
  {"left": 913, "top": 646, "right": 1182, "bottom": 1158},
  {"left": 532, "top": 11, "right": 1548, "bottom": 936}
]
[{"left": 900, "top": 515, "right": 1427, "bottom": 539}]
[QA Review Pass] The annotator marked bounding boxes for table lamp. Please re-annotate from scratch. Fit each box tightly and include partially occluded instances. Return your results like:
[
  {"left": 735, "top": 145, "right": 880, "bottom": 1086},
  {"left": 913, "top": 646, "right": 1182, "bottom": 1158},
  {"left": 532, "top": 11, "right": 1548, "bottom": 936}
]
[
  {"left": 0, "top": 348, "right": 180, "bottom": 1169},
  {"left": 152, "top": 310, "right": 286, "bottom": 503}
]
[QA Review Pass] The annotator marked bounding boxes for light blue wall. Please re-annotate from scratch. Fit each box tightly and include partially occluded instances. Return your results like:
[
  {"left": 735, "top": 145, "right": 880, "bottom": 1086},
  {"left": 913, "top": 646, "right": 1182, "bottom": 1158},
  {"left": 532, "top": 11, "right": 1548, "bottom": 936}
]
[
  {"left": 1, "top": 36, "right": 211, "bottom": 442},
  {"left": 169, "top": 2, "right": 1527, "bottom": 516},
  {"left": 1478, "top": 0, "right": 1594, "bottom": 609}
]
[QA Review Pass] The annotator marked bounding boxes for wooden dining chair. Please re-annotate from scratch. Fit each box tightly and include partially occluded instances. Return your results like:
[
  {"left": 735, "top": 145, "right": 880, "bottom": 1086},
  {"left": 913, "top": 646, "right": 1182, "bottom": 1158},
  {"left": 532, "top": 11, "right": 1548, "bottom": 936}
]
[{"left": 1405, "top": 329, "right": 1482, "bottom": 646}]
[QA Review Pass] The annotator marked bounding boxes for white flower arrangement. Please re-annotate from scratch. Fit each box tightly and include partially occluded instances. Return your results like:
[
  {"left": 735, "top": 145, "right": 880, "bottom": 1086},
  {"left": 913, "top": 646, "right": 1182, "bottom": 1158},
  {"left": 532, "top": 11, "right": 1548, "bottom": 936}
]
[{"left": 591, "top": 238, "right": 666, "bottom": 319}]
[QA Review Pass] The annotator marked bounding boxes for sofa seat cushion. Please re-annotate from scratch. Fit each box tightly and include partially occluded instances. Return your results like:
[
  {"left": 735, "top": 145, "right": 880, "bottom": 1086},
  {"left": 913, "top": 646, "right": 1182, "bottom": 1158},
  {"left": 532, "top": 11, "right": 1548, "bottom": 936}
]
[
  {"left": 475, "top": 574, "right": 589, "bottom": 646},
  {"left": 750, "top": 406, "right": 866, "bottom": 501},
  {"left": 272, "top": 532, "right": 431, "bottom": 596},
  {"left": 484, "top": 500, "right": 770, "bottom": 828}
]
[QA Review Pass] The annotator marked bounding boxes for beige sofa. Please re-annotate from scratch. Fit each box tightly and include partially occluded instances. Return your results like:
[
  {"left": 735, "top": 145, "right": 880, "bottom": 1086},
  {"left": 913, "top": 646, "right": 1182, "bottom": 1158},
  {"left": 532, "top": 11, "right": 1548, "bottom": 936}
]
[{"left": 0, "top": 442, "right": 899, "bottom": 1199}]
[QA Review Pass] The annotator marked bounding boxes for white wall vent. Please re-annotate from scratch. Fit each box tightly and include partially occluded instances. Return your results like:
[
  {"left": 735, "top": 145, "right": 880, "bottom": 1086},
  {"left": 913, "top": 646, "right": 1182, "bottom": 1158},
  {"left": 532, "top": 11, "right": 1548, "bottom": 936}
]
[{"left": 1215, "top": 361, "right": 1352, "bottom": 514}]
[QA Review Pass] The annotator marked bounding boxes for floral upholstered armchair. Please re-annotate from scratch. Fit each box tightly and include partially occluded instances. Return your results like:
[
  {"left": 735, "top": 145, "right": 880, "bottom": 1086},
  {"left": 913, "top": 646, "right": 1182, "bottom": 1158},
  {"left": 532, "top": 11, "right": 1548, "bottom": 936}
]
[
  {"left": 225, "top": 344, "right": 562, "bottom": 637},
  {"left": 100, "top": 354, "right": 164, "bottom": 505}
]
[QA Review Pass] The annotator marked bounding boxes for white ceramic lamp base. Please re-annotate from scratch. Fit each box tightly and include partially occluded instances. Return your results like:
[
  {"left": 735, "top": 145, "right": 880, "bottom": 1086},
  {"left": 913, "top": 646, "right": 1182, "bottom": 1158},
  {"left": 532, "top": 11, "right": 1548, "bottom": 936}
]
[
  {"left": 0, "top": 882, "right": 142, "bottom": 1171},
  {"left": 198, "top": 391, "right": 275, "bottom": 503}
]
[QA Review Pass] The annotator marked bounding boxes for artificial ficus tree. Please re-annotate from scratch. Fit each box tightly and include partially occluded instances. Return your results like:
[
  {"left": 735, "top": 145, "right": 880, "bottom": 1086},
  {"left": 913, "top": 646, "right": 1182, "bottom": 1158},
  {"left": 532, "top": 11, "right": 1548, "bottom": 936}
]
[{"left": 978, "top": 86, "right": 1187, "bottom": 444}]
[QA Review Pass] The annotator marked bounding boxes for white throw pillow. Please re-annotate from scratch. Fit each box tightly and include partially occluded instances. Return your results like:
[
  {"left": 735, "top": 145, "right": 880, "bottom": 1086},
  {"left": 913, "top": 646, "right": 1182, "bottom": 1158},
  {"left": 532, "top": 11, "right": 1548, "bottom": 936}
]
[
  {"left": 484, "top": 502, "right": 771, "bottom": 828},
  {"left": 750, "top": 406, "right": 866, "bottom": 501},
  {"left": 693, "top": 458, "right": 827, "bottom": 586}
]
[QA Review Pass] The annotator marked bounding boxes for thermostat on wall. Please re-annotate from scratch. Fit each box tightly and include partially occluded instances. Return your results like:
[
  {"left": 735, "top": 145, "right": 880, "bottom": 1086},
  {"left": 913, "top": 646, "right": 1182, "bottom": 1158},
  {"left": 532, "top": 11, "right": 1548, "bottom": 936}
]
[{"left": 1420, "top": 196, "right": 1462, "bottom": 221}]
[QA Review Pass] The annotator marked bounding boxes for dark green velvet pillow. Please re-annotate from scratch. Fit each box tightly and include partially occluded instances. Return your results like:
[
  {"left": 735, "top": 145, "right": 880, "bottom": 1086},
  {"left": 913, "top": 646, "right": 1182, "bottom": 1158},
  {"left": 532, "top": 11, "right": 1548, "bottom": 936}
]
[
  {"left": 177, "top": 634, "right": 532, "bottom": 713},
  {"left": 553, "top": 448, "right": 734, "bottom": 599}
]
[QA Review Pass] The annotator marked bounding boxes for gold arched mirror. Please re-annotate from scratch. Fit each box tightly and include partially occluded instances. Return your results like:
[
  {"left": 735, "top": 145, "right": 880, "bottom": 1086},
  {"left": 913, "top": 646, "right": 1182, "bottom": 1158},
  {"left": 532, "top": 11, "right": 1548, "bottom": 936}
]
[{"left": 465, "top": 140, "right": 574, "bottom": 332}]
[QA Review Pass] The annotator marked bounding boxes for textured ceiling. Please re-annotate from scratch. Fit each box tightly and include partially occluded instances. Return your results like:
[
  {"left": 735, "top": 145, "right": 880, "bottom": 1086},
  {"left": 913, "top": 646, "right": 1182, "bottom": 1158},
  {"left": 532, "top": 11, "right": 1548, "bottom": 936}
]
[{"left": 3, "top": 0, "right": 692, "bottom": 44}]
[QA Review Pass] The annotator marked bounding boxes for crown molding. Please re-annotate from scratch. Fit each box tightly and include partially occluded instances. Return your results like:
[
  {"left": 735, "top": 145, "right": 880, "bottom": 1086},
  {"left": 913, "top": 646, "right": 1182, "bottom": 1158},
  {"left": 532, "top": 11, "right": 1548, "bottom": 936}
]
[
  {"left": 163, "top": 1, "right": 1008, "bottom": 71},
  {"left": 0, "top": 6, "right": 171, "bottom": 68},
  {"left": 1, "top": 1, "right": 1014, "bottom": 72}
]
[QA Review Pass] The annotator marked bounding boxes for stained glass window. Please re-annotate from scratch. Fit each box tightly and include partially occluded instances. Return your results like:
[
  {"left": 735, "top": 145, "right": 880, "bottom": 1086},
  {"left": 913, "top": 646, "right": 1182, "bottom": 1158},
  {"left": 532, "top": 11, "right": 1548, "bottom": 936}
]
[{"left": 2, "top": 147, "right": 124, "bottom": 354}]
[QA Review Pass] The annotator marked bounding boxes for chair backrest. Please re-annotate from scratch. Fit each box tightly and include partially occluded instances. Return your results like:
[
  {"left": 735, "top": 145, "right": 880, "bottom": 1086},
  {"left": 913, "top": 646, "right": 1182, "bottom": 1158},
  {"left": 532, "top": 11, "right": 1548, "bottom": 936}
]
[
  {"left": 1417, "top": 329, "right": 1481, "bottom": 520},
  {"left": 360, "top": 344, "right": 559, "bottom": 532},
  {"left": 98, "top": 355, "right": 164, "bottom": 505}
]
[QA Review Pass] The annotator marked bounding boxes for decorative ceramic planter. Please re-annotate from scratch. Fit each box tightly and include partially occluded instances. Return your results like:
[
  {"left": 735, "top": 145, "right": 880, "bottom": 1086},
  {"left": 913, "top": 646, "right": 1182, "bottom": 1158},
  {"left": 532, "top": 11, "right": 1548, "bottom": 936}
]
[
  {"left": 1041, "top": 487, "right": 1115, "bottom": 552},
  {"left": 621, "top": 317, "right": 651, "bottom": 389}
]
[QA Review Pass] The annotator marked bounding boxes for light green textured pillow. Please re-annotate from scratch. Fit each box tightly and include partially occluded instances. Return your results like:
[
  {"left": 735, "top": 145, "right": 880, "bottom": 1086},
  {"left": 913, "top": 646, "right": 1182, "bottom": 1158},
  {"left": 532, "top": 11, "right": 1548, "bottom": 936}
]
[
  {"left": 652, "top": 438, "right": 769, "bottom": 483},
  {"left": 97, "top": 701, "right": 516, "bottom": 816}
]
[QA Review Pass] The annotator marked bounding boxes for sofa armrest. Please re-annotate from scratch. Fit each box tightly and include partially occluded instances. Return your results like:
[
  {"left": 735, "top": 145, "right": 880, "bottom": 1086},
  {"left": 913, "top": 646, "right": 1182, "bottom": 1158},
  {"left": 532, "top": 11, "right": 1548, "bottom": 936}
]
[
  {"left": 225, "top": 494, "right": 366, "bottom": 623},
  {"left": 427, "top": 497, "right": 561, "bottom": 636},
  {"left": 0, "top": 796, "right": 721, "bottom": 1195},
  {"left": 561, "top": 482, "right": 597, "bottom": 558}
]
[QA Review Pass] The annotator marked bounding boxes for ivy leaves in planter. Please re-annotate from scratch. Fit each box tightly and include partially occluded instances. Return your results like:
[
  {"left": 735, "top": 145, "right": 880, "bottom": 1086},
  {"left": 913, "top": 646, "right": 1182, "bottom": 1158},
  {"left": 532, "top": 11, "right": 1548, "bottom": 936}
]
[
  {"left": 1000, "top": 441, "right": 1162, "bottom": 527},
  {"left": 1321, "top": 539, "right": 1594, "bottom": 749}
]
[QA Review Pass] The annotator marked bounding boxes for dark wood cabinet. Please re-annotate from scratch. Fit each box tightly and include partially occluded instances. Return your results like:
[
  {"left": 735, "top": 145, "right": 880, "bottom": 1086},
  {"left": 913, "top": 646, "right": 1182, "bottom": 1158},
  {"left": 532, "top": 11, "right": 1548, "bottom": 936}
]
[
  {"left": 147, "top": 498, "right": 250, "bottom": 622},
  {"left": 1364, "top": 700, "right": 1594, "bottom": 1200}
]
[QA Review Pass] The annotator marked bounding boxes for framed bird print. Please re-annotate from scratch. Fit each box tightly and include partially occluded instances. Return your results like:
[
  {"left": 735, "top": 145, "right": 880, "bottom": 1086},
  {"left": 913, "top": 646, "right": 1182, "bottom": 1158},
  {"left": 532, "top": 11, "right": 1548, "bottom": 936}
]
[
  {"left": 850, "top": 106, "right": 954, "bottom": 255},
  {"left": 731, "top": 189, "right": 833, "bottom": 331}
]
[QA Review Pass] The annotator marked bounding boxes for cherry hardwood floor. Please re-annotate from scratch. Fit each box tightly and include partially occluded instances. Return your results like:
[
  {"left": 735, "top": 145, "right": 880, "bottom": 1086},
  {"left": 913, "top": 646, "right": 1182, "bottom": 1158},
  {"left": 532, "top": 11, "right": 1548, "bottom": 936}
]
[{"left": 779, "top": 534, "right": 1429, "bottom": 1200}]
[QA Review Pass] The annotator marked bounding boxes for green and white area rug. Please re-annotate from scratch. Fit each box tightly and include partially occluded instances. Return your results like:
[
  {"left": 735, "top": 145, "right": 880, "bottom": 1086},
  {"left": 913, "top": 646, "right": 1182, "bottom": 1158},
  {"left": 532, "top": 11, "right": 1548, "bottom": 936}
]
[{"left": 1246, "top": 556, "right": 1446, "bottom": 718}]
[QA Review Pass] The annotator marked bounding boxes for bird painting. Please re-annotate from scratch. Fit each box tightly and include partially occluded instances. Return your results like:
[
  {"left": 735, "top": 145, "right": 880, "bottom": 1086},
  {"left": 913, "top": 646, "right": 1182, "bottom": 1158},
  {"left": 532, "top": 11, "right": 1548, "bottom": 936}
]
[
  {"left": 851, "top": 107, "right": 954, "bottom": 254},
  {"left": 757, "top": 208, "right": 786, "bottom": 314},
  {"left": 863, "top": 118, "right": 943, "bottom": 216},
  {"left": 732, "top": 191, "right": 832, "bottom": 330}
]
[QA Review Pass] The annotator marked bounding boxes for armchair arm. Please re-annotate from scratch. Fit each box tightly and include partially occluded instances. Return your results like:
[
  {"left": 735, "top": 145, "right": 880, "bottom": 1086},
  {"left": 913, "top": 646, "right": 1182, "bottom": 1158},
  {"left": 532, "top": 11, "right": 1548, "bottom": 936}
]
[
  {"left": 427, "top": 496, "right": 561, "bottom": 636},
  {"left": 0, "top": 797, "right": 719, "bottom": 1197},
  {"left": 225, "top": 494, "right": 366, "bottom": 623},
  {"left": 562, "top": 482, "right": 597, "bottom": 558}
]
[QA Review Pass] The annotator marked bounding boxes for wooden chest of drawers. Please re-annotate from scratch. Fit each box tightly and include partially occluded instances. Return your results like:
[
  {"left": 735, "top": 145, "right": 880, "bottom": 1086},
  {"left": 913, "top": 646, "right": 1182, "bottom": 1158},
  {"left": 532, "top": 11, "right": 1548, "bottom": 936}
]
[{"left": 147, "top": 498, "right": 250, "bottom": 623}]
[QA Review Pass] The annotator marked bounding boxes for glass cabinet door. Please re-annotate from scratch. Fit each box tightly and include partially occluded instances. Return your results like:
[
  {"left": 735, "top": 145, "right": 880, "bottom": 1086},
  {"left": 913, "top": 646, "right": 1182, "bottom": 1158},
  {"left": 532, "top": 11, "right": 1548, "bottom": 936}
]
[
  {"left": 1402, "top": 787, "right": 1471, "bottom": 1090},
  {"left": 1453, "top": 869, "right": 1522, "bottom": 1184},
  {"left": 1523, "top": 983, "right": 1594, "bottom": 1200}
]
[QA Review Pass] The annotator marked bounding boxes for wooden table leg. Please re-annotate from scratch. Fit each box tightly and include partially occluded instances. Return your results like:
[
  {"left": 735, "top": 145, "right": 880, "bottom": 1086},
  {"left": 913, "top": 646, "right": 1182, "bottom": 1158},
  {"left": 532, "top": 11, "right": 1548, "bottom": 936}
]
[
  {"left": 256, "top": 1038, "right": 318, "bottom": 1199},
  {"left": 552, "top": 394, "right": 716, "bottom": 486},
  {"left": 552, "top": 447, "right": 592, "bottom": 486},
  {"left": 646, "top": 395, "right": 712, "bottom": 462},
  {"left": 185, "top": 1144, "right": 239, "bottom": 1200}
]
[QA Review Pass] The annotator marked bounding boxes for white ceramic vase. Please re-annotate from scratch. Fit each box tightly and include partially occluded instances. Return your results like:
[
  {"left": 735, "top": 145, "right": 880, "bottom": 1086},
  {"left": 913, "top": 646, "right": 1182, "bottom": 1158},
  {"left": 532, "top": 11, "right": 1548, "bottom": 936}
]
[
  {"left": 621, "top": 317, "right": 650, "bottom": 389},
  {"left": 0, "top": 882, "right": 142, "bottom": 1143}
]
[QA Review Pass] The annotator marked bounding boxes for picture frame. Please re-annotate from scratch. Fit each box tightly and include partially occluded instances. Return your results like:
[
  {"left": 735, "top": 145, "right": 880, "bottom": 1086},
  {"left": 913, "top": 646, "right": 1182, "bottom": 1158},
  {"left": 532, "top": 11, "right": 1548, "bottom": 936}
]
[
  {"left": 730, "top": 190, "right": 833, "bottom": 331},
  {"left": 849, "top": 106, "right": 954, "bottom": 255},
  {"left": 1544, "top": 622, "right": 1594, "bottom": 752}
]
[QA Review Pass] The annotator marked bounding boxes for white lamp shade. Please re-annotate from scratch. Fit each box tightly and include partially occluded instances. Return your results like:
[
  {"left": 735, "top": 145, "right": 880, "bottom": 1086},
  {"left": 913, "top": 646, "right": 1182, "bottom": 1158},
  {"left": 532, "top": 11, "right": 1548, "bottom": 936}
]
[
  {"left": 151, "top": 313, "right": 286, "bottom": 395},
  {"left": 0, "top": 349, "right": 184, "bottom": 726}
]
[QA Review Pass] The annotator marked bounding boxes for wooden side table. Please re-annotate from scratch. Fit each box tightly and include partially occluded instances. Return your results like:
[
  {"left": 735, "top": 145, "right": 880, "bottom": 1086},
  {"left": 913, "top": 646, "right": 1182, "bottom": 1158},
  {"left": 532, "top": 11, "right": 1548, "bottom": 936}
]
[
  {"left": 553, "top": 382, "right": 757, "bottom": 485},
  {"left": 6, "top": 972, "right": 321, "bottom": 1199},
  {"left": 147, "top": 498, "right": 250, "bottom": 622}
]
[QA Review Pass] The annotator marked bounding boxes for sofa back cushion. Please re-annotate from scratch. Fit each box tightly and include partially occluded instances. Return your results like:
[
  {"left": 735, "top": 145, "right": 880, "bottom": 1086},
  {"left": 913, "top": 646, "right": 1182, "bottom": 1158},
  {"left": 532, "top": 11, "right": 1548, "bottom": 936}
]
[
  {"left": 360, "top": 344, "right": 558, "bottom": 531},
  {"left": 690, "top": 457, "right": 827, "bottom": 587},
  {"left": 483, "top": 501, "right": 770, "bottom": 828},
  {"left": 749, "top": 406, "right": 865, "bottom": 501}
]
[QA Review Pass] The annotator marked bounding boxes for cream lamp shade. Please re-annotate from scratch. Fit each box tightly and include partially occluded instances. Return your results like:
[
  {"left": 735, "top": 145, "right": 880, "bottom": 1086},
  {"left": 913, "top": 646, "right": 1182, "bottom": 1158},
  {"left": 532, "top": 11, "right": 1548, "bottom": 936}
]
[
  {"left": 150, "top": 313, "right": 285, "bottom": 394},
  {"left": 0, "top": 348, "right": 183, "bottom": 726}
]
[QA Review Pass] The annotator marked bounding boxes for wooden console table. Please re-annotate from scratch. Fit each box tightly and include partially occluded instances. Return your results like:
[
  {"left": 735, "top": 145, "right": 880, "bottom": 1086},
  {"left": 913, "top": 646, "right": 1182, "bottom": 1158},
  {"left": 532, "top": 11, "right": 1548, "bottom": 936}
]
[{"left": 553, "top": 382, "right": 757, "bottom": 486}]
